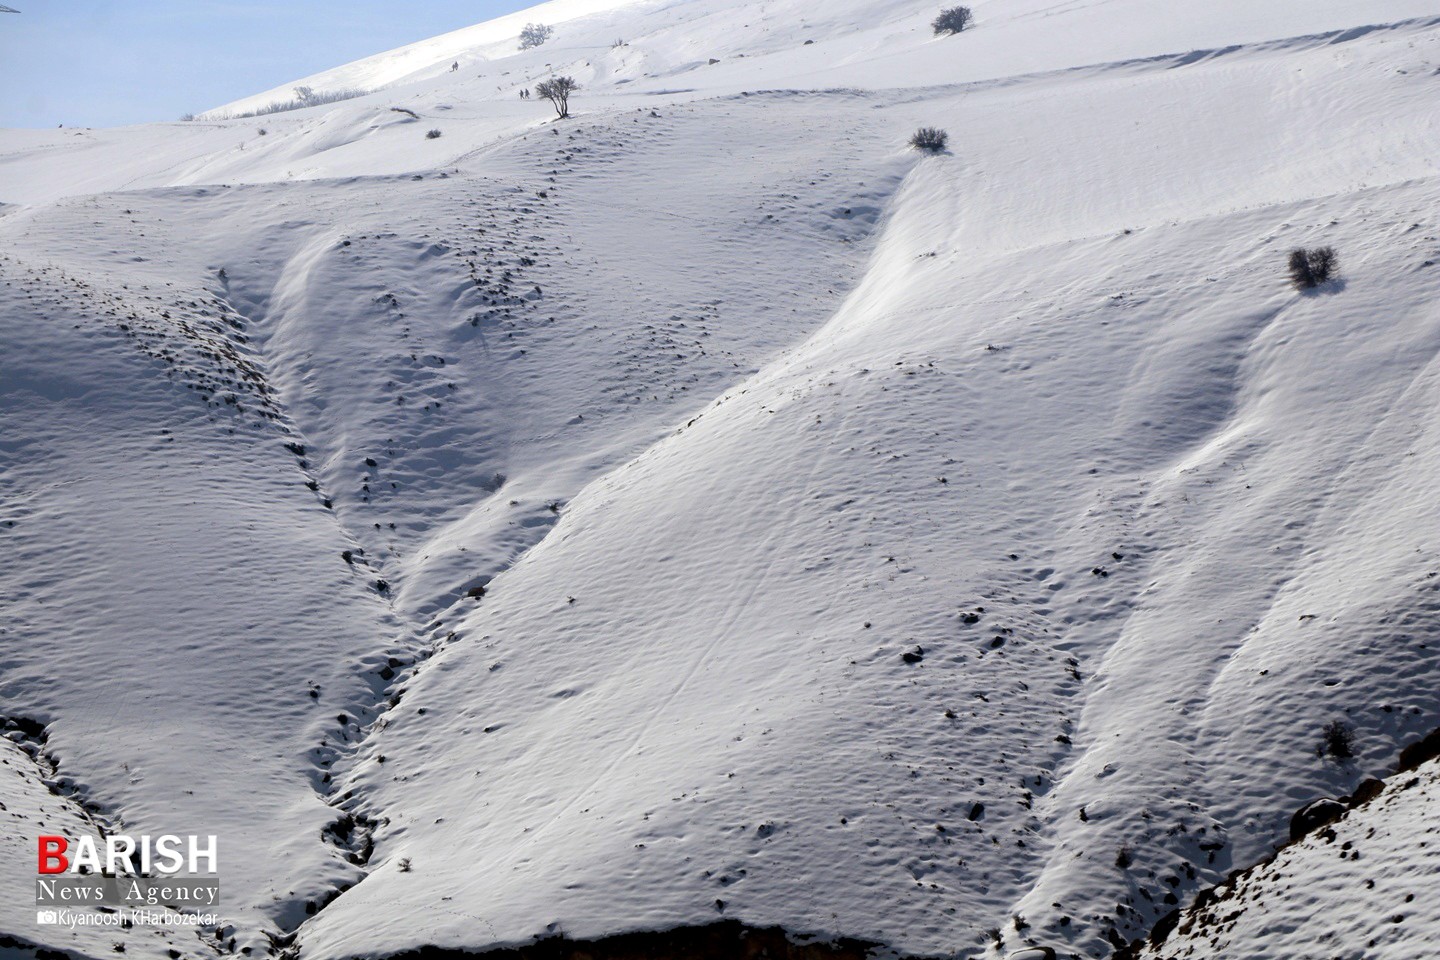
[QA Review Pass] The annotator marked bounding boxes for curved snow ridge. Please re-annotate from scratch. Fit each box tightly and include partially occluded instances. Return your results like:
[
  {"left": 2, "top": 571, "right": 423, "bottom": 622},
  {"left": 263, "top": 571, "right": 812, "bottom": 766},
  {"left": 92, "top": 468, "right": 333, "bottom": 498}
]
[
  {"left": 1150, "top": 12, "right": 1440, "bottom": 69},
  {"left": 290, "top": 140, "right": 1066, "bottom": 960},
  {"left": 876, "top": 12, "right": 1440, "bottom": 97},
  {"left": 162, "top": 90, "right": 911, "bottom": 952}
]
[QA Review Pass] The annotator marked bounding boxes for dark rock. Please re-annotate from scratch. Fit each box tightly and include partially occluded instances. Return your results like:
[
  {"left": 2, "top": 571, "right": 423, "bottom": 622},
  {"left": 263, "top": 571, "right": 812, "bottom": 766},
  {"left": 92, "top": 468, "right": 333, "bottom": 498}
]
[
  {"left": 1289, "top": 798, "right": 1346, "bottom": 842},
  {"left": 1398, "top": 728, "right": 1440, "bottom": 773},
  {"left": 1150, "top": 908, "right": 1181, "bottom": 945},
  {"left": 1349, "top": 778, "right": 1385, "bottom": 807}
]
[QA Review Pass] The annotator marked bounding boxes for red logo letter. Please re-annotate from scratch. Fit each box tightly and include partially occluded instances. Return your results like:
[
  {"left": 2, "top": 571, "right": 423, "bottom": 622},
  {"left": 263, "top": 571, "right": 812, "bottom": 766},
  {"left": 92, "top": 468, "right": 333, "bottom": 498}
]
[{"left": 38, "top": 836, "right": 69, "bottom": 874}]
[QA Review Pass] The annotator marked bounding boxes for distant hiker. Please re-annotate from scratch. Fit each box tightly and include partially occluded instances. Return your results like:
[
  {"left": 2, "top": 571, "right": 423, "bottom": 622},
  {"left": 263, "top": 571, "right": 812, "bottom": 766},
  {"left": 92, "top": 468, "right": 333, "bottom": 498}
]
[{"left": 451, "top": 61, "right": 459, "bottom": 72}]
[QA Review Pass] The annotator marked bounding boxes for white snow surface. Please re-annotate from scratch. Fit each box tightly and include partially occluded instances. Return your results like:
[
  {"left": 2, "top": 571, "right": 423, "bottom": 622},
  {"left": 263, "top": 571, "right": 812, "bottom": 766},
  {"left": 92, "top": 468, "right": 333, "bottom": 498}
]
[
  {"left": 2, "top": 2, "right": 1439, "bottom": 960},
  {"left": 1136, "top": 764, "right": 1440, "bottom": 959},
  {"left": 0, "top": 734, "right": 198, "bottom": 960}
]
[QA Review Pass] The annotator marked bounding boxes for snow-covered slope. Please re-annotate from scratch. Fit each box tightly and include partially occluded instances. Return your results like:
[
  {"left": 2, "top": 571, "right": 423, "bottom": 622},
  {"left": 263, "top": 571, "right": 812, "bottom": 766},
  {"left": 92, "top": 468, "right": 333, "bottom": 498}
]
[
  {"left": 2, "top": 2, "right": 1439, "bottom": 960},
  {"left": 1130, "top": 741, "right": 1440, "bottom": 960},
  {"left": 207, "top": 0, "right": 1440, "bottom": 119},
  {"left": 0, "top": 726, "right": 202, "bottom": 960}
]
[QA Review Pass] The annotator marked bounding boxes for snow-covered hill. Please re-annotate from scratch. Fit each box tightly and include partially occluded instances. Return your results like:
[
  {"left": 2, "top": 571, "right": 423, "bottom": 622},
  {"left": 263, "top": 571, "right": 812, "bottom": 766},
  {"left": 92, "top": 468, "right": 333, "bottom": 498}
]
[{"left": 2, "top": 2, "right": 1439, "bottom": 960}]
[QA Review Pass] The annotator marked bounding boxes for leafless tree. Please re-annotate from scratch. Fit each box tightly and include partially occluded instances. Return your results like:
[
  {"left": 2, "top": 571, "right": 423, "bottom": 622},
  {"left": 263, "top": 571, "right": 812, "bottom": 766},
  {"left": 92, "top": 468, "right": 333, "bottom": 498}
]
[
  {"left": 933, "top": 6, "right": 973, "bottom": 34},
  {"left": 535, "top": 76, "right": 579, "bottom": 119},
  {"left": 519, "top": 23, "right": 554, "bottom": 50}
]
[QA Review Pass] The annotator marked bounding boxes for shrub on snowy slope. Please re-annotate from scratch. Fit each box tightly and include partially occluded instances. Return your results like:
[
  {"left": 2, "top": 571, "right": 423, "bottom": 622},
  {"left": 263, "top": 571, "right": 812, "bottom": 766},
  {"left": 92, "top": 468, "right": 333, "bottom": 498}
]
[
  {"left": 910, "top": 126, "right": 949, "bottom": 152},
  {"left": 1319, "top": 718, "right": 1356, "bottom": 760},
  {"left": 204, "top": 85, "right": 368, "bottom": 120},
  {"left": 933, "top": 6, "right": 974, "bottom": 35},
  {"left": 1289, "top": 246, "right": 1339, "bottom": 289}
]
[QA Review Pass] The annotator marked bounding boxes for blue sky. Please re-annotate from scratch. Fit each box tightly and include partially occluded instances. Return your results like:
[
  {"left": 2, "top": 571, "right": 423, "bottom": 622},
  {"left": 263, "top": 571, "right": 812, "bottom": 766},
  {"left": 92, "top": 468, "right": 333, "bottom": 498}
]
[{"left": 0, "top": 2, "right": 532, "bottom": 128}]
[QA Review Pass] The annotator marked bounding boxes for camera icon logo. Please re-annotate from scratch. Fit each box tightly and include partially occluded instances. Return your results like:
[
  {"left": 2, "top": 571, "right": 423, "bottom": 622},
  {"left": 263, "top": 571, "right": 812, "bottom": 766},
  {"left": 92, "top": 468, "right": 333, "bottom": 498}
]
[{"left": 36, "top": 910, "right": 59, "bottom": 925}]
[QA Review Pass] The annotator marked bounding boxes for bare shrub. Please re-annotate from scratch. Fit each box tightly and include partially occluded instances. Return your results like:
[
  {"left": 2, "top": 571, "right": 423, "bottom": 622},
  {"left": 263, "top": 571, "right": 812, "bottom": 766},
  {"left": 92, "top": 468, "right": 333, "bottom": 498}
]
[
  {"left": 910, "top": 126, "right": 949, "bottom": 152},
  {"left": 1320, "top": 719, "right": 1356, "bottom": 760},
  {"left": 1290, "top": 246, "right": 1339, "bottom": 289},
  {"left": 933, "top": 6, "right": 974, "bottom": 34},
  {"left": 207, "top": 87, "right": 369, "bottom": 120},
  {"left": 1308, "top": 246, "right": 1338, "bottom": 283}
]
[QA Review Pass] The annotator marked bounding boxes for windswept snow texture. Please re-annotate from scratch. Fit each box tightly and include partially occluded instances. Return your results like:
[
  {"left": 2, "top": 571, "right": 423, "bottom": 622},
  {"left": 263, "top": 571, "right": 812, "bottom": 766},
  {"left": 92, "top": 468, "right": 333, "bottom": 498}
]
[
  {"left": 0, "top": 729, "right": 203, "bottom": 960},
  {"left": 1134, "top": 762, "right": 1440, "bottom": 960},
  {"left": 2, "top": 2, "right": 1440, "bottom": 960}
]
